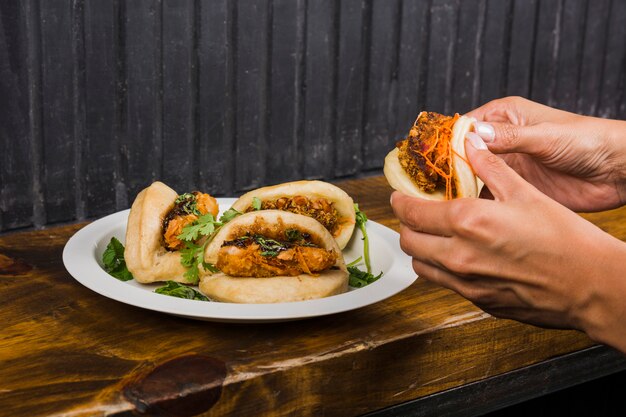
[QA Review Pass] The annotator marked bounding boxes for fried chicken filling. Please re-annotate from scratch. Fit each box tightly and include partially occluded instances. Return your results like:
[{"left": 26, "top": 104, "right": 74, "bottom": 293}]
[
  {"left": 396, "top": 112, "right": 459, "bottom": 199},
  {"left": 245, "top": 196, "right": 339, "bottom": 235},
  {"left": 216, "top": 231, "right": 337, "bottom": 278},
  {"left": 163, "top": 192, "right": 219, "bottom": 250}
]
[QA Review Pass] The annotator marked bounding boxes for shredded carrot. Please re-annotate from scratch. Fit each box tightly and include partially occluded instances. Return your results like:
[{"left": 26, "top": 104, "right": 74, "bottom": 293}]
[{"left": 410, "top": 113, "right": 459, "bottom": 200}]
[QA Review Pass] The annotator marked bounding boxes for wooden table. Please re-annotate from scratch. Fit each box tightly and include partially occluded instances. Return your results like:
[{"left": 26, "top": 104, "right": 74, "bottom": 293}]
[{"left": 1, "top": 176, "right": 625, "bottom": 417}]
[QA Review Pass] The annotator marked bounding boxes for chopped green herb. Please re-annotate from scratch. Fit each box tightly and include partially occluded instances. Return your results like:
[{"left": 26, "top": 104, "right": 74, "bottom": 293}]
[
  {"left": 252, "top": 197, "right": 262, "bottom": 211},
  {"left": 219, "top": 207, "right": 242, "bottom": 224},
  {"left": 348, "top": 266, "right": 382, "bottom": 288},
  {"left": 102, "top": 237, "right": 134, "bottom": 281},
  {"left": 154, "top": 281, "right": 209, "bottom": 301},
  {"left": 226, "top": 233, "right": 312, "bottom": 257},
  {"left": 285, "top": 228, "right": 303, "bottom": 241},
  {"left": 254, "top": 235, "right": 287, "bottom": 257},
  {"left": 175, "top": 193, "right": 201, "bottom": 216}
]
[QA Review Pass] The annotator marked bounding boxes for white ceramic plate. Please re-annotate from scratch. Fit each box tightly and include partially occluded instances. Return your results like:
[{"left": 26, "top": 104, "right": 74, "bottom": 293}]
[{"left": 63, "top": 198, "right": 416, "bottom": 322}]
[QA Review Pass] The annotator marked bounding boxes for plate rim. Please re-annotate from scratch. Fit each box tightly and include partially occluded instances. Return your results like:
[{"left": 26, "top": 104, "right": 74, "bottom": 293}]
[{"left": 62, "top": 198, "right": 416, "bottom": 322}]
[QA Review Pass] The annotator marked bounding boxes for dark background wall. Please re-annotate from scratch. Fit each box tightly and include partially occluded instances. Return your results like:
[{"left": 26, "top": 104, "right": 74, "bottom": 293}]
[{"left": 1, "top": 0, "right": 625, "bottom": 233}]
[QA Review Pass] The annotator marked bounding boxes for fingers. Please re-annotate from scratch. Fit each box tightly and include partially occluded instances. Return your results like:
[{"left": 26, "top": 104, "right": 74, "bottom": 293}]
[
  {"left": 399, "top": 223, "right": 453, "bottom": 267},
  {"left": 465, "top": 96, "right": 530, "bottom": 123},
  {"left": 473, "top": 121, "right": 553, "bottom": 156},
  {"left": 390, "top": 192, "right": 455, "bottom": 236},
  {"left": 465, "top": 133, "right": 531, "bottom": 201},
  {"left": 411, "top": 258, "right": 500, "bottom": 306},
  {"left": 466, "top": 96, "right": 567, "bottom": 125}
]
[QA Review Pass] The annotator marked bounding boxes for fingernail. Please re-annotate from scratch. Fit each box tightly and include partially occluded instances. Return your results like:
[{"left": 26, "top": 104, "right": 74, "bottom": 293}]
[
  {"left": 466, "top": 132, "right": 488, "bottom": 150},
  {"left": 389, "top": 192, "right": 395, "bottom": 206},
  {"left": 473, "top": 122, "right": 495, "bottom": 143}
]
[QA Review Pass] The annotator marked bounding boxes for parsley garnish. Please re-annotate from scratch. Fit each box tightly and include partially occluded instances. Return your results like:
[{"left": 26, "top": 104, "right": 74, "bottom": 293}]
[
  {"left": 175, "top": 193, "right": 201, "bottom": 216},
  {"left": 177, "top": 213, "right": 221, "bottom": 242},
  {"left": 179, "top": 241, "right": 219, "bottom": 284},
  {"left": 102, "top": 237, "right": 134, "bottom": 281},
  {"left": 252, "top": 196, "right": 262, "bottom": 210},
  {"left": 154, "top": 281, "right": 209, "bottom": 301},
  {"left": 348, "top": 266, "right": 383, "bottom": 288},
  {"left": 219, "top": 207, "right": 242, "bottom": 223},
  {"left": 177, "top": 214, "right": 223, "bottom": 283}
]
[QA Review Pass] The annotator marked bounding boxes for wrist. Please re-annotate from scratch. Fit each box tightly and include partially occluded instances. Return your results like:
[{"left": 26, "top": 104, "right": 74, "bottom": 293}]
[{"left": 574, "top": 238, "right": 626, "bottom": 354}]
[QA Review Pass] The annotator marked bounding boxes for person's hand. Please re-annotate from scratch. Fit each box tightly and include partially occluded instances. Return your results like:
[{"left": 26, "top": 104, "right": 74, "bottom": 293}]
[
  {"left": 390, "top": 136, "right": 626, "bottom": 353},
  {"left": 466, "top": 96, "right": 626, "bottom": 212}
]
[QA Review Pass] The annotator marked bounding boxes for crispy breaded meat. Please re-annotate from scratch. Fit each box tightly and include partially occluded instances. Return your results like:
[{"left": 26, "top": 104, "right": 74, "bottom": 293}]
[
  {"left": 217, "top": 234, "right": 337, "bottom": 278},
  {"left": 396, "top": 112, "right": 458, "bottom": 196}
]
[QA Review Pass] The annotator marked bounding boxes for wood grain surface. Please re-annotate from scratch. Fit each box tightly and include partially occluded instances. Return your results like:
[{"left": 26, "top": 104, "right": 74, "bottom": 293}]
[{"left": 0, "top": 176, "right": 613, "bottom": 417}]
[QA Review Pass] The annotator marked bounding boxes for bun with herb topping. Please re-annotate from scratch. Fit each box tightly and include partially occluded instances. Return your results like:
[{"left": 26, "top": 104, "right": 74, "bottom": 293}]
[
  {"left": 124, "top": 181, "right": 219, "bottom": 284},
  {"left": 384, "top": 112, "right": 481, "bottom": 200},
  {"left": 230, "top": 180, "right": 356, "bottom": 249},
  {"left": 200, "top": 210, "right": 348, "bottom": 303}
]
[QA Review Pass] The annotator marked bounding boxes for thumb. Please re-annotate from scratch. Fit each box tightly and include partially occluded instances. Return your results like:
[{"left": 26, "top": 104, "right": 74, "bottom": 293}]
[
  {"left": 465, "top": 132, "right": 529, "bottom": 201},
  {"left": 473, "top": 121, "right": 550, "bottom": 155}
]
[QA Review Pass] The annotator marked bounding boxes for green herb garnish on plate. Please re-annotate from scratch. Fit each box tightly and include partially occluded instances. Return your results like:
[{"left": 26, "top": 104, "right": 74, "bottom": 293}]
[
  {"left": 154, "top": 280, "right": 209, "bottom": 301},
  {"left": 347, "top": 204, "right": 383, "bottom": 287},
  {"left": 102, "top": 237, "right": 134, "bottom": 281}
]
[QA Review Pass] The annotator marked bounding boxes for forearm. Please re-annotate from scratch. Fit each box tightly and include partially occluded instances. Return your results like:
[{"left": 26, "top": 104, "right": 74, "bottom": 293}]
[{"left": 576, "top": 237, "right": 626, "bottom": 354}]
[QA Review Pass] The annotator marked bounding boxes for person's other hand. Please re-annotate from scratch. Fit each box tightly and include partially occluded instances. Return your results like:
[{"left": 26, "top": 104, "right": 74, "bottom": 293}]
[
  {"left": 390, "top": 135, "right": 626, "bottom": 352},
  {"left": 467, "top": 96, "right": 626, "bottom": 212}
]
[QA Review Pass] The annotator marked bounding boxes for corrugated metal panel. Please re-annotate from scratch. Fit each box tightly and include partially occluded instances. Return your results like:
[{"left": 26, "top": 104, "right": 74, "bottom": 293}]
[{"left": 0, "top": 0, "right": 625, "bottom": 232}]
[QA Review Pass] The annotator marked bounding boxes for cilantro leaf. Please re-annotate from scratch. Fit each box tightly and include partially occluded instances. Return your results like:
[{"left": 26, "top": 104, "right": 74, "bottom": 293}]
[
  {"left": 219, "top": 207, "right": 242, "bottom": 223},
  {"left": 102, "top": 237, "right": 134, "bottom": 281},
  {"left": 179, "top": 240, "right": 220, "bottom": 284},
  {"left": 177, "top": 213, "right": 222, "bottom": 242},
  {"left": 177, "top": 222, "right": 202, "bottom": 242},
  {"left": 252, "top": 197, "right": 262, "bottom": 210},
  {"left": 197, "top": 214, "right": 219, "bottom": 236},
  {"left": 180, "top": 242, "right": 199, "bottom": 267},
  {"left": 154, "top": 281, "right": 209, "bottom": 301},
  {"left": 348, "top": 266, "right": 382, "bottom": 288},
  {"left": 184, "top": 263, "right": 200, "bottom": 284},
  {"left": 202, "top": 260, "right": 220, "bottom": 273}
]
